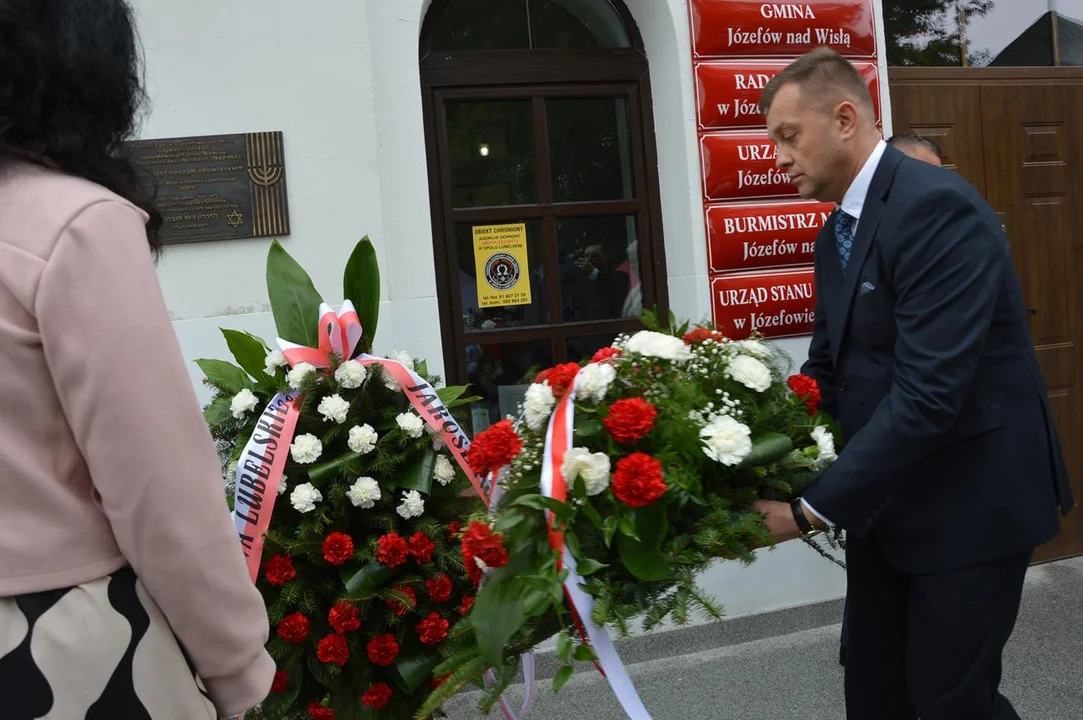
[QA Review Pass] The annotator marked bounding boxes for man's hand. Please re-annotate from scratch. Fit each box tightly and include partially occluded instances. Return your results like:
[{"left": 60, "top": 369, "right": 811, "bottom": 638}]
[{"left": 753, "top": 499, "right": 822, "bottom": 543}]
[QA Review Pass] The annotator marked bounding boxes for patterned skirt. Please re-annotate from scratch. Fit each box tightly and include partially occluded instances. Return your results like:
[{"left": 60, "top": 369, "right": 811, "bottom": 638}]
[{"left": 0, "top": 567, "right": 218, "bottom": 720}]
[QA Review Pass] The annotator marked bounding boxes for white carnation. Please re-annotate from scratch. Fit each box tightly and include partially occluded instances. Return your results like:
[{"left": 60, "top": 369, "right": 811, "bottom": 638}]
[
  {"left": 264, "top": 349, "right": 288, "bottom": 374},
  {"left": 396, "top": 412, "right": 425, "bottom": 438},
  {"left": 738, "top": 339, "right": 772, "bottom": 360},
  {"left": 347, "top": 424, "right": 378, "bottom": 454},
  {"left": 434, "top": 455, "right": 456, "bottom": 486},
  {"left": 523, "top": 382, "right": 556, "bottom": 430},
  {"left": 346, "top": 476, "right": 381, "bottom": 509},
  {"left": 287, "top": 362, "right": 317, "bottom": 390},
  {"left": 290, "top": 433, "right": 323, "bottom": 464},
  {"left": 290, "top": 482, "right": 322, "bottom": 513},
  {"left": 335, "top": 360, "right": 367, "bottom": 389},
  {"left": 317, "top": 394, "right": 351, "bottom": 424},
  {"left": 725, "top": 355, "right": 773, "bottom": 393},
  {"left": 277, "top": 475, "right": 288, "bottom": 496},
  {"left": 230, "top": 388, "right": 259, "bottom": 419},
  {"left": 397, "top": 490, "right": 425, "bottom": 519},
  {"left": 390, "top": 350, "right": 415, "bottom": 371},
  {"left": 700, "top": 415, "right": 753, "bottom": 466},
  {"left": 561, "top": 447, "right": 611, "bottom": 496},
  {"left": 624, "top": 330, "right": 692, "bottom": 362},
  {"left": 575, "top": 363, "right": 616, "bottom": 404},
  {"left": 811, "top": 426, "right": 838, "bottom": 468}
]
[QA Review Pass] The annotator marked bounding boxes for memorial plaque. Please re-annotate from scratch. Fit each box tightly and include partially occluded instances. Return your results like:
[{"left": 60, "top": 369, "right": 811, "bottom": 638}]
[
  {"left": 125, "top": 132, "right": 290, "bottom": 245},
  {"left": 690, "top": 0, "right": 877, "bottom": 59},
  {"left": 700, "top": 131, "right": 797, "bottom": 201},
  {"left": 711, "top": 268, "right": 816, "bottom": 340},
  {"left": 696, "top": 60, "right": 880, "bottom": 130},
  {"left": 707, "top": 200, "right": 833, "bottom": 272}
]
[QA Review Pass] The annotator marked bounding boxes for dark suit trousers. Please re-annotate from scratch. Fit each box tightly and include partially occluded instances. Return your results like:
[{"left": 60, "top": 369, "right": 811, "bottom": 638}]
[{"left": 844, "top": 534, "right": 1030, "bottom": 720}]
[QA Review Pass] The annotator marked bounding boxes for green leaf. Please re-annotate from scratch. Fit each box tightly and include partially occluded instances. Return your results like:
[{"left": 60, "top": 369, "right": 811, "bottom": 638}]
[
  {"left": 512, "top": 494, "right": 574, "bottom": 522},
  {"left": 471, "top": 559, "right": 529, "bottom": 667},
  {"left": 573, "top": 644, "right": 597, "bottom": 662},
  {"left": 556, "top": 633, "right": 573, "bottom": 662},
  {"left": 390, "top": 633, "right": 441, "bottom": 694},
  {"left": 203, "top": 397, "right": 233, "bottom": 427},
  {"left": 738, "top": 432, "right": 796, "bottom": 469},
  {"left": 330, "top": 677, "right": 364, "bottom": 720},
  {"left": 267, "top": 239, "right": 324, "bottom": 347},
  {"left": 603, "top": 515, "right": 619, "bottom": 546},
  {"left": 617, "top": 502, "right": 670, "bottom": 581},
  {"left": 575, "top": 558, "right": 608, "bottom": 576},
  {"left": 580, "top": 502, "right": 604, "bottom": 530},
  {"left": 575, "top": 419, "right": 604, "bottom": 439},
  {"left": 553, "top": 665, "right": 574, "bottom": 694},
  {"left": 342, "top": 562, "right": 397, "bottom": 596},
  {"left": 307, "top": 452, "right": 360, "bottom": 487},
  {"left": 222, "top": 329, "right": 275, "bottom": 386},
  {"left": 617, "top": 513, "right": 639, "bottom": 541},
  {"left": 342, "top": 236, "right": 380, "bottom": 353},
  {"left": 399, "top": 448, "right": 436, "bottom": 494},
  {"left": 437, "top": 385, "right": 468, "bottom": 406},
  {"left": 195, "top": 359, "right": 253, "bottom": 394},
  {"left": 415, "top": 359, "right": 429, "bottom": 378}
]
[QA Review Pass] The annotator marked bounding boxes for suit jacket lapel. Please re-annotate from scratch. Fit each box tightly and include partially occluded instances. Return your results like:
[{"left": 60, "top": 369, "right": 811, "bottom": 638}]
[{"left": 829, "top": 146, "right": 903, "bottom": 366}]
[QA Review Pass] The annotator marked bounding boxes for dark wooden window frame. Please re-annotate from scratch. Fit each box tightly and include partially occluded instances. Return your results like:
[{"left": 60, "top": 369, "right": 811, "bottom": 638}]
[{"left": 420, "top": 0, "right": 669, "bottom": 384}]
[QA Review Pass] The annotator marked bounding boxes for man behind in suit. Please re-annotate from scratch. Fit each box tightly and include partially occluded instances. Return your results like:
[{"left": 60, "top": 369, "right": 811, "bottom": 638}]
[{"left": 751, "top": 48, "right": 1073, "bottom": 719}]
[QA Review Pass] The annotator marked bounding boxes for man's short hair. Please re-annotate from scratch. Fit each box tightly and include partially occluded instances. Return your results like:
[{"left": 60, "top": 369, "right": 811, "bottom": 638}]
[
  {"left": 757, "top": 47, "right": 875, "bottom": 117},
  {"left": 887, "top": 133, "right": 943, "bottom": 161}
]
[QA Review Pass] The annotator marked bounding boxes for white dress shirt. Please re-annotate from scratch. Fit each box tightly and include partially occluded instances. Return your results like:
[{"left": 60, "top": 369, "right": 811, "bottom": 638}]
[{"left": 801, "top": 139, "right": 887, "bottom": 528}]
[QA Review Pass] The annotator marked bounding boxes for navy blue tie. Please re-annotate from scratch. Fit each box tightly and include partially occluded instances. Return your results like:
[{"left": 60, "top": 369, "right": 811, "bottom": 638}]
[{"left": 834, "top": 210, "right": 856, "bottom": 271}]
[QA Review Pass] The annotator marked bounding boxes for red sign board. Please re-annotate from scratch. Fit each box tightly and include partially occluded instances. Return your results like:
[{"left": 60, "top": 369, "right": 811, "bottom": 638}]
[
  {"left": 707, "top": 200, "right": 834, "bottom": 272},
  {"left": 696, "top": 60, "right": 880, "bottom": 130},
  {"left": 710, "top": 269, "right": 816, "bottom": 340},
  {"left": 701, "top": 132, "right": 796, "bottom": 201},
  {"left": 690, "top": 0, "right": 877, "bottom": 59}
]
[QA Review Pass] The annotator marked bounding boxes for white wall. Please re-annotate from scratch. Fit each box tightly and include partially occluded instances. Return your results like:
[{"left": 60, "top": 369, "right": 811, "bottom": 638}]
[{"left": 137, "top": 0, "right": 892, "bottom": 622}]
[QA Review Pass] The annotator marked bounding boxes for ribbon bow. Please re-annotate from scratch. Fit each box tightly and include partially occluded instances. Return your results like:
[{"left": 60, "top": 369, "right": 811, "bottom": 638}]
[{"left": 277, "top": 301, "right": 363, "bottom": 368}]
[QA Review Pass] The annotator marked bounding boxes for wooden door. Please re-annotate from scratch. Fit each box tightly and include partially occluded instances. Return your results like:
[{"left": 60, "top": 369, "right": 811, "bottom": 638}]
[
  {"left": 979, "top": 84, "right": 1083, "bottom": 563},
  {"left": 889, "top": 70, "right": 1083, "bottom": 562}
]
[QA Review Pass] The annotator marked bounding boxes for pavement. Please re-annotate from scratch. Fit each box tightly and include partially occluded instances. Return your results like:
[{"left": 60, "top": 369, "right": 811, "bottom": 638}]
[{"left": 444, "top": 556, "right": 1083, "bottom": 720}]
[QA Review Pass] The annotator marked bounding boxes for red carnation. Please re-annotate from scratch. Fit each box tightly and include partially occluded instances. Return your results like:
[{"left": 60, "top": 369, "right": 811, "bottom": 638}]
[
  {"left": 604, "top": 397, "right": 658, "bottom": 444},
  {"left": 460, "top": 594, "right": 475, "bottom": 615},
  {"left": 408, "top": 532, "right": 436, "bottom": 564},
  {"left": 683, "top": 327, "right": 725, "bottom": 345},
  {"left": 426, "top": 574, "right": 453, "bottom": 604},
  {"left": 264, "top": 554, "right": 296, "bottom": 586},
  {"left": 317, "top": 633, "right": 350, "bottom": 667},
  {"left": 328, "top": 601, "right": 361, "bottom": 634},
  {"left": 461, "top": 522, "right": 509, "bottom": 584},
  {"left": 467, "top": 420, "right": 523, "bottom": 478},
  {"left": 611, "top": 453, "right": 668, "bottom": 508},
  {"left": 361, "top": 683, "right": 393, "bottom": 710},
  {"left": 387, "top": 585, "right": 417, "bottom": 617},
  {"left": 366, "top": 633, "right": 400, "bottom": 666},
  {"left": 787, "top": 374, "right": 822, "bottom": 416},
  {"left": 308, "top": 703, "right": 334, "bottom": 720},
  {"left": 276, "top": 612, "right": 310, "bottom": 644},
  {"left": 271, "top": 670, "right": 289, "bottom": 693},
  {"left": 447, "top": 520, "right": 462, "bottom": 541},
  {"left": 416, "top": 611, "right": 450, "bottom": 645},
  {"left": 591, "top": 347, "right": 623, "bottom": 363},
  {"left": 322, "top": 532, "right": 355, "bottom": 566},
  {"left": 376, "top": 532, "right": 410, "bottom": 567},
  {"left": 535, "top": 362, "right": 580, "bottom": 398}
]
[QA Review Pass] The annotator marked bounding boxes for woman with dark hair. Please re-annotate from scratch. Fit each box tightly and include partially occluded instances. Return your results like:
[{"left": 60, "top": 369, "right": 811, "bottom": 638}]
[{"left": 0, "top": 2, "right": 274, "bottom": 718}]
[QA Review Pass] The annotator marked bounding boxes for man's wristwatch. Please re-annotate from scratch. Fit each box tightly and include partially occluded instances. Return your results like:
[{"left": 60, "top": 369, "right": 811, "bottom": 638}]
[{"left": 791, "top": 498, "right": 820, "bottom": 536}]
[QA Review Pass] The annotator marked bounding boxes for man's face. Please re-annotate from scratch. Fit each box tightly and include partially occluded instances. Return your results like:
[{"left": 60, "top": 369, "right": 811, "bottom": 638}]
[
  {"left": 899, "top": 144, "right": 942, "bottom": 167},
  {"left": 766, "top": 82, "right": 851, "bottom": 203}
]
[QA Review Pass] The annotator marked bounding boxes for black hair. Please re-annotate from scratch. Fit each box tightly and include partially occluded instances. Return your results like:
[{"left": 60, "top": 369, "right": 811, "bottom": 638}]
[
  {"left": 0, "top": 0, "right": 162, "bottom": 252},
  {"left": 887, "top": 133, "right": 943, "bottom": 161}
]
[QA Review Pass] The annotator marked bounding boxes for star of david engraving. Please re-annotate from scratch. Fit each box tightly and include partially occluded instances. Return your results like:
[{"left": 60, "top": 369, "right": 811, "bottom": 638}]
[{"left": 228, "top": 210, "right": 245, "bottom": 228}]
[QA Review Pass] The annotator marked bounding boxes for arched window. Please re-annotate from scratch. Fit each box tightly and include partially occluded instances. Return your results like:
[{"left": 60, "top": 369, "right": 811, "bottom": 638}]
[{"left": 420, "top": 0, "right": 668, "bottom": 432}]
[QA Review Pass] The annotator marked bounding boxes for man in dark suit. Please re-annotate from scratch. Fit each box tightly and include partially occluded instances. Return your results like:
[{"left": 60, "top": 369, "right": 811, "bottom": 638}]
[{"left": 751, "top": 48, "right": 1073, "bottom": 719}]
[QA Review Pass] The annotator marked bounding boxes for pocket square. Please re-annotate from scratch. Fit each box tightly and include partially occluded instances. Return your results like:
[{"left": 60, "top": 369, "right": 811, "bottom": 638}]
[{"left": 859, "top": 281, "right": 876, "bottom": 295}]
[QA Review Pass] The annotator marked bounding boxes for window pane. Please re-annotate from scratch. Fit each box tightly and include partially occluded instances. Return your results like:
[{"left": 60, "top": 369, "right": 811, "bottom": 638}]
[
  {"left": 530, "top": 0, "right": 632, "bottom": 49},
  {"left": 548, "top": 97, "right": 634, "bottom": 203},
  {"left": 465, "top": 340, "right": 553, "bottom": 433},
  {"left": 558, "top": 215, "right": 642, "bottom": 323},
  {"left": 566, "top": 333, "right": 620, "bottom": 363},
  {"left": 430, "top": 0, "right": 530, "bottom": 51},
  {"left": 457, "top": 221, "right": 549, "bottom": 329},
  {"left": 446, "top": 100, "right": 537, "bottom": 208}
]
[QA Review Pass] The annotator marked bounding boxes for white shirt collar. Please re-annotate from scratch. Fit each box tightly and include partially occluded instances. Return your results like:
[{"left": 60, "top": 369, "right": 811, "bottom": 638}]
[{"left": 839, "top": 139, "right": 887, "bottom": 223}]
